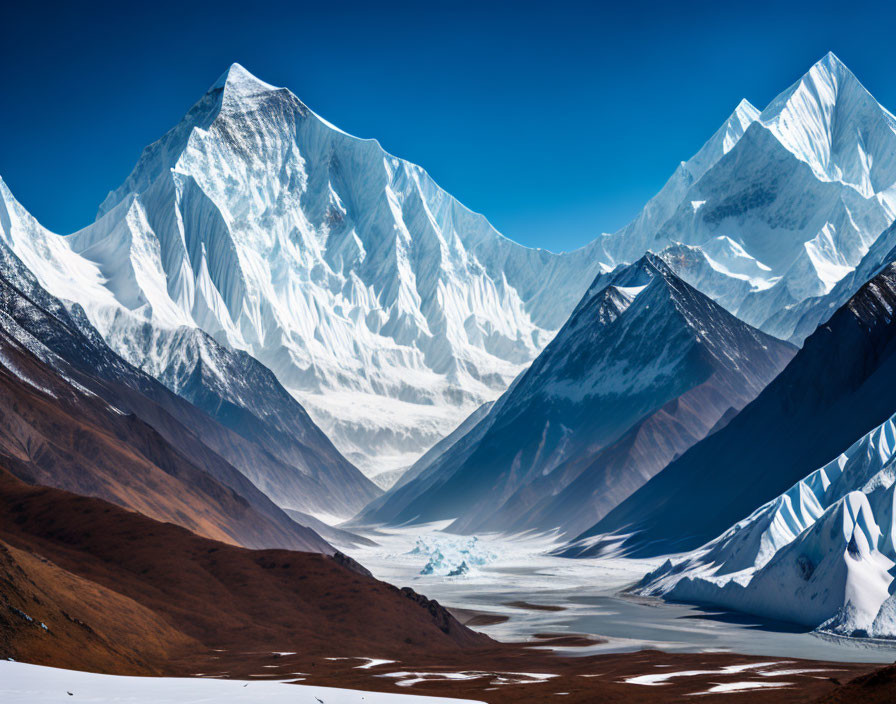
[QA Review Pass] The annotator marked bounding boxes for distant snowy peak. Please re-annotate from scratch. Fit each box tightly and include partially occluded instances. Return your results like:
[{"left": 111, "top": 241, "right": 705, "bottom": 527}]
[
  {"left": 686, "top": 99, "right": 760, "bottom": 183},
  {"left": 591, "top": 53, "right": 896, "bottom": 341},
  {"left": 215, "top": 61, "right": 278, "bottom": 94},
  {"left": 98, "top": 63, "right": 280, "bottom": 216},
  {"left": 592, "top": 100, "right": 759, "bottom": 269},
  {"left": 759, "top": 52, "right": 896, "bottom": 195}
]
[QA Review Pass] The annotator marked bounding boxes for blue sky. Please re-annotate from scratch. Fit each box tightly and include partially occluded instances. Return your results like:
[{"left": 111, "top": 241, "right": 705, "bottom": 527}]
[{"left": 2, "top": 0, "right": 895, "bottom": 251}]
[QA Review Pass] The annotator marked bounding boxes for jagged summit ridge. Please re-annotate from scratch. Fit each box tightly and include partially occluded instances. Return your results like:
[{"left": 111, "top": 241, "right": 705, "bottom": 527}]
[{"left": 759, "top": 51, "right": 896, "bottom": 194}]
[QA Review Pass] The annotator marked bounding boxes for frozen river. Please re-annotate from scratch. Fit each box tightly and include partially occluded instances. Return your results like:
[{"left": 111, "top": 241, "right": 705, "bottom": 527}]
[{"left": 347, "top": 523, "right": 896, "bottom": 664}]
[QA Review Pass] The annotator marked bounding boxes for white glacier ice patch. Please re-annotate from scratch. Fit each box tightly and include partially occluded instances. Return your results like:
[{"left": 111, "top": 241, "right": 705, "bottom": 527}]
[{"left": 409, "top": 536, "right": 497, "bottom": 577}]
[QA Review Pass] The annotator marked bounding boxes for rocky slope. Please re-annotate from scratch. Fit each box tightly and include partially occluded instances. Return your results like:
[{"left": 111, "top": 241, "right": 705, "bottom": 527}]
[
  {"left": 0, "top": 466, "right": 489, "bottom": 676},
  {"left": 565, "top": 261, "right": 896, "bottom": 558},
  {"left": 0, "top": 239, "right": 330, "bottom": 552}
]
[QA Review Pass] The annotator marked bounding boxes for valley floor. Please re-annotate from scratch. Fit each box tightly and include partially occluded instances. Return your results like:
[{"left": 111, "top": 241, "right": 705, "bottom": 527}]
[{"left": 347, "top": 522, "right": 896, "bottom": 664}]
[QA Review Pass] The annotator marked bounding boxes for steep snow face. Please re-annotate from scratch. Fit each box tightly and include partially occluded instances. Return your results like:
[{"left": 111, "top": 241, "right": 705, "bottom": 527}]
[
  {"left": 56, "top": 64, "right": 606, "bottom": 473},
  {"left": 594, "top": 53, "right": 896, "bottom": 339},
  {"left": 769, "top": 220, "right": 896, "bottom": 344},
  {"left": 362, "top": 255, "right": 795, "bottom": 535},
  {"left": 637, "top": 413, "right": 896, "bottom": 637},
  {"left": 0, "top": 178, "right": 120, "bottom": 317},
  {"left": 0, "top": 177, "right": 379, "bottom": 519}
]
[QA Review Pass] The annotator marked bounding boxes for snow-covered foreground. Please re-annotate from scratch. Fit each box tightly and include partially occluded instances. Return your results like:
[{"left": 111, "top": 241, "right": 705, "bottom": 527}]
[
  {"left": 0, "top": 661, "right": 485, "bottom": 704},
  {"left": 348, "top": 522, "right": 896, "bottom": 663}
]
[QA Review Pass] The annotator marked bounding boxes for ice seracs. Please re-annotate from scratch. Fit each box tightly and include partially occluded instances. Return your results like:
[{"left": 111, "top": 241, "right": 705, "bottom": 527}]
[{"left": 636, "top": 410, "right": 896, "bottom": 638}]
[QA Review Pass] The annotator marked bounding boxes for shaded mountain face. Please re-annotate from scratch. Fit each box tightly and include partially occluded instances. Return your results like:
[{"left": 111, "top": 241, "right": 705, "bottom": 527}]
[
  {"left": 362, "top": 255, "right": 795, "bottom": 536},
  {"left": 594, "top": 53, "right": 896, "bottom": 341},
  {"left": 103, "top": 321, "right": 381, "bottom": 516},
  {"left": 0, "top": 241, "right": 330, "bottom": 553},
  {"left": 0, "top": 65, "right": 606, "bottom": 475},
  {"left": 0, "top": 467, "right": 490, "bottom": 676},
  {"left": 567, "top": 261, "right": 896, "bottom": 559}
]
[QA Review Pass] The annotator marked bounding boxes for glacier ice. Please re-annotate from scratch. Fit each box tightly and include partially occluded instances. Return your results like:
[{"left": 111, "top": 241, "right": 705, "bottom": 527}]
[
  {"left": 636, "top": 411, "right": 896, "bottom": 638},
  {"left": 409, "top": 536, "right": 496, "bottom": 577}
]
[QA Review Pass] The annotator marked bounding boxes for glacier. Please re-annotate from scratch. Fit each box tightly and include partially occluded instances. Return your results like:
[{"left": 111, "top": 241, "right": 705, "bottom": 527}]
[
  {"left": 409, "top": 536, "right": 496, "bottom": 577},
  {"left": 637, "top": 410, "right": 896, "bottom": 639}
]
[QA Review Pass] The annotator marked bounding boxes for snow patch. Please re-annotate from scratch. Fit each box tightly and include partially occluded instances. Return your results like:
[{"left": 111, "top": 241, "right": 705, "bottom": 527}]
[{"left": 0, "top": 660, "right": 485, "bottom": 703}]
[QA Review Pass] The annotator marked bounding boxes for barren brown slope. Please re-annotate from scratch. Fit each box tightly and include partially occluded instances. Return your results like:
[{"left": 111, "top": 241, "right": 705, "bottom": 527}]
[
  {"left": 0, "top": 467, "right": 489, "bottom": 666},
  {"left": 0, "top": 243, "right": 347, "bottom": 548},
  {"left": 0, "top": 468, "right": 884, "bottom": 703},
  {"left": 814, "top": 663, "right": 896, "bottom": 704},
  {"left": 0, "top": 308, "right": 328, "bottom": 553},
  {"left": 0, "top": 539, "right": 200, "bottom": 674}
]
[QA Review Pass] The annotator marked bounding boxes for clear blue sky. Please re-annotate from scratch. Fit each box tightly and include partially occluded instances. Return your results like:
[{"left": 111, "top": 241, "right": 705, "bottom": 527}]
[{"left": 2, "top": 0, "right": 895, "bottom": 251}]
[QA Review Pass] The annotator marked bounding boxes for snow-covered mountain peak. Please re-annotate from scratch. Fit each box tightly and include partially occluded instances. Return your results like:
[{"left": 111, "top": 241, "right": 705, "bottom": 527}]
[
  {"left": 569, "top": 253, "right": 673, "bottom": 330},
  {"left": 11, "top": 65, "right": 607, "bottom": 475},
  {"left": 589, "top": 52, "right": 896, "bottom": 340},
  {"left": 213, "top": 62, "right": 279, "bottom": 96},
  {"left": 685, "top": 99, "right": 760, "bottom": 179},
  {"left": 734, "top": 97, "right": 758, "bottom": 114},
  {"left": 759, "top": 52, "right": 896, "bottom": 194}
]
